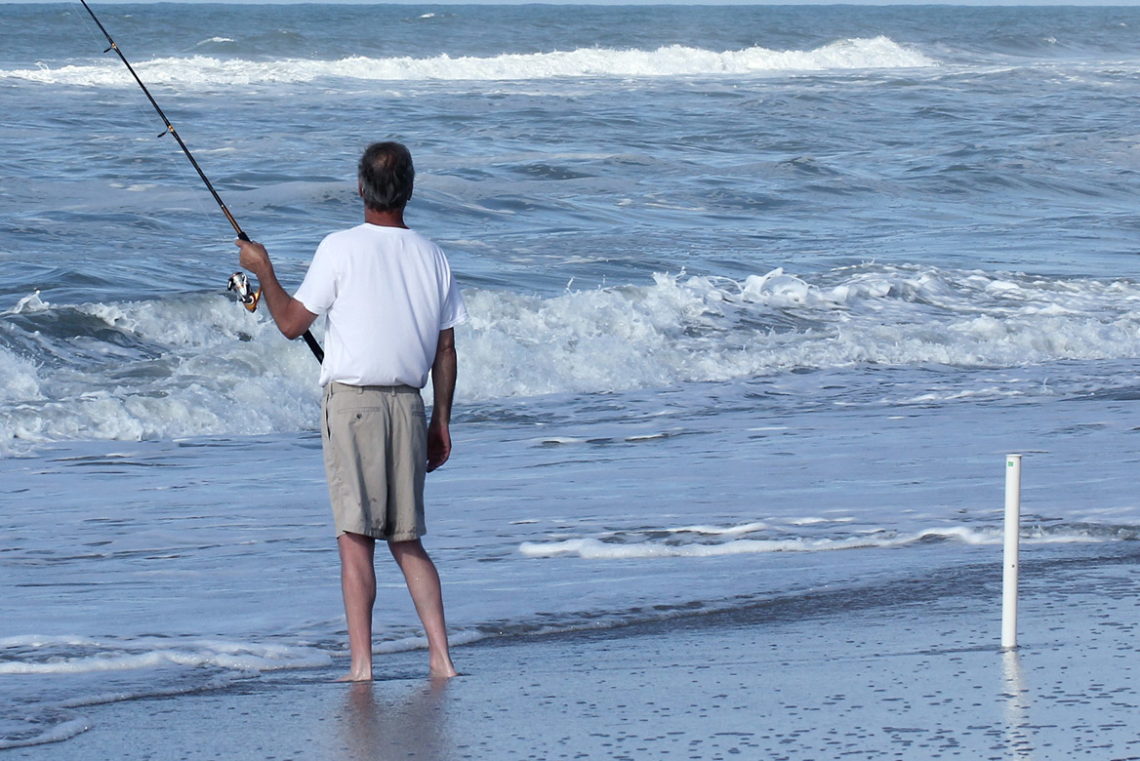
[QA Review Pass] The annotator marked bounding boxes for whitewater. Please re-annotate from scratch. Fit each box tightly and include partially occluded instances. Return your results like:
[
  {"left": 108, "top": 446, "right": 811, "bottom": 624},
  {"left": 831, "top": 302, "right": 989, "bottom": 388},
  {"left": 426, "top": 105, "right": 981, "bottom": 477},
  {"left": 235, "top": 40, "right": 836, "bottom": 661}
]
[
  {"left": 2, "top": 3, "right": 1140, "bottom": 753},
  {"left": 7, "top": 36, "right": 937, "bottom": 86},
  {"left": 5, "top": 265, "right": 1140, "bottom": 449}
]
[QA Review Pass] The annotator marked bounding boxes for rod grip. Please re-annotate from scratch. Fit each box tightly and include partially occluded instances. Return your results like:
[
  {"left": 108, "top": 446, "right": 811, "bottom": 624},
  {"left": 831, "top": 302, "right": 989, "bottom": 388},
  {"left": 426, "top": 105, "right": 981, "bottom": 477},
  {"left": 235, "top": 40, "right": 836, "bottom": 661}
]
[{"left": 302, "top": 331, "right": 325, "bottom": 363}]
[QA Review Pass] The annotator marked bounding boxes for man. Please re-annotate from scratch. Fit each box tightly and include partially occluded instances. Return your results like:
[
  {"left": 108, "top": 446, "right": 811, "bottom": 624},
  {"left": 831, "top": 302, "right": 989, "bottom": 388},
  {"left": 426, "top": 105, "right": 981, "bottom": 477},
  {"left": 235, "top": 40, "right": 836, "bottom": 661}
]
[{"left": 236, "top": 142, "right": 464, "bottom": 681}]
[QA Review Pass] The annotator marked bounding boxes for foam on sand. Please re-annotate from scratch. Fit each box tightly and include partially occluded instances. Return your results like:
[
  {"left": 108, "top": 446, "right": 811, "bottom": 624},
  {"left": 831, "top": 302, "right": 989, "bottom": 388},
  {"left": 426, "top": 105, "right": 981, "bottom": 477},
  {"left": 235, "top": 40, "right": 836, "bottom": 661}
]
[
  {"left": 0, "top": 635, "right": 330, "bottom": 676},
  {"left": 518, "top": 521, "right": 1124, "bottom": 560},
  {"left": 0, "top": 636, "right": 331, "bottom": 750}
]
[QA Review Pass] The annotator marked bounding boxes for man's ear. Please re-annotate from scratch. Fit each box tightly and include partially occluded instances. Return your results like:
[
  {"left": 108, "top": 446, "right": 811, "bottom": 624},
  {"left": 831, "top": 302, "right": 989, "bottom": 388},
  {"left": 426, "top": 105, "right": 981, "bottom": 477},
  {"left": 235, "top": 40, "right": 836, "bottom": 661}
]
[{"left": 358, "top": 183, "right": 364, "bottom": 198}]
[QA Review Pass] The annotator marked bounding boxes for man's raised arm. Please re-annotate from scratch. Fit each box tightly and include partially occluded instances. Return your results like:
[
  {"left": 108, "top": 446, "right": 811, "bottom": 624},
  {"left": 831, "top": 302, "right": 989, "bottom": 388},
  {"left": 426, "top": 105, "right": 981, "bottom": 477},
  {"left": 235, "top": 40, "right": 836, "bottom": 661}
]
[{"left": 235, "top": 239, "right": 318, "bottom": 340}]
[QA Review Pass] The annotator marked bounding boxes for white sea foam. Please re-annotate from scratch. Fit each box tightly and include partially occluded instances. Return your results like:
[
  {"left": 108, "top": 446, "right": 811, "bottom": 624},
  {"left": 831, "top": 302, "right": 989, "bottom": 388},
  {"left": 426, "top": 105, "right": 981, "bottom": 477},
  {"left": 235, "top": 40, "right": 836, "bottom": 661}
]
[
  {"left": 4, "top": 37, "right": 936, "bottom": 88},
  {"left": 10, "top": 291, "right": 49, "bottom": 315},
  {"left": 374, "top": 628, "right": 486, "bottom": 655},
  {"left": 3, "top": 264, "right": 1140, "bottom": 449},
  {"left": 0, "top": 715, "right": 91, "bottom": 751},
  {"left": 0, "top": 635, "right": 329, "bottom": 750},
  {"left": 787, "top": 517, "right": 855, "bottom": 526},
  {"left": 459, "top": 267, "right": 1140, "bottom": 401},
  {"left": 0, "top": 349, "right": 41, "bottom": 405},
  {"left": 662, "top": 522, "right": 769, "bottom": 536},
  {"left": 0, "top": 636, "right": 331, "bottom": 675},
  {"left": 518, "top": 524, "right": 1108, "bottom": 560},
  {"left": 0, "top": 293, "right": 319, "bottom": 452}
]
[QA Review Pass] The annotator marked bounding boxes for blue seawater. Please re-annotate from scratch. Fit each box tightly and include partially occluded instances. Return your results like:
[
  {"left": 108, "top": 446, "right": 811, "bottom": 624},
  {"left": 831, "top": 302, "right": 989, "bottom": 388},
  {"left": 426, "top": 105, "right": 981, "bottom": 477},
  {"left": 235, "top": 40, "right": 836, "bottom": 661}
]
[{"left": 1, "top": 3, "right": 1139, "bottom": 751}]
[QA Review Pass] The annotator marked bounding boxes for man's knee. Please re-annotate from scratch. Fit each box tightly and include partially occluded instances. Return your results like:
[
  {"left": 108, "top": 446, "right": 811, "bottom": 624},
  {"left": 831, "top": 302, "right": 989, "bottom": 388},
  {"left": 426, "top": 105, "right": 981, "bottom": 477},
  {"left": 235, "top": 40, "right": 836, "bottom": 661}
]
[{"left": 387, "top": 537, "right": 427, "bottom": 558}]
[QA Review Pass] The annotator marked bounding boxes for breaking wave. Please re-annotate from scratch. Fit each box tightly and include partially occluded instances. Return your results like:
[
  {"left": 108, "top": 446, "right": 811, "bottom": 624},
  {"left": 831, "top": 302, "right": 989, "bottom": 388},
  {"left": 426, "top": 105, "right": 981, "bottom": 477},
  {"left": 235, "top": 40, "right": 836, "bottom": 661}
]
[
  {"left": 5, "top": 37, "right": 936, "bottom": 87},
  {"left": 3, "top": 264, "right": 1140, "bottom": 451}
]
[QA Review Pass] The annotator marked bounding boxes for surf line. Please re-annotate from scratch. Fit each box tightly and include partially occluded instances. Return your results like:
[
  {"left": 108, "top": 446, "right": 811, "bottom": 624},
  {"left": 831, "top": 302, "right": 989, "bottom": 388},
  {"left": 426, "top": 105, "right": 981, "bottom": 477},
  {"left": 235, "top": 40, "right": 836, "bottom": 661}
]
[{"left": 78, "top": 0, "right": 324, "bottom": 363}]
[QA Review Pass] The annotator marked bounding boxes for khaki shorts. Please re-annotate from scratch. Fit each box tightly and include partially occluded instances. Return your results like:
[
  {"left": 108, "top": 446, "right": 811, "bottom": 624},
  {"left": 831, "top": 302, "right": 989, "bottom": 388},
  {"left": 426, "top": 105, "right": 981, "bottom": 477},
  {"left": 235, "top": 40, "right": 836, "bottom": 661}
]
[{"left": 321, "top": 381, "right": 427, "bottom": 541}]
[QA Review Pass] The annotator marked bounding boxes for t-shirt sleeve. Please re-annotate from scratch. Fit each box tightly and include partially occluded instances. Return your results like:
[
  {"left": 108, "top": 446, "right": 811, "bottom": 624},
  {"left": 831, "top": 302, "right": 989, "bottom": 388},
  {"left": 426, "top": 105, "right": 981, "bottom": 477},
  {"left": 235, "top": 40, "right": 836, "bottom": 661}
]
[
  {"left": 439, "top": 270, "right": 467, "bottom": 331},
  {"left": 293, "top": 237, "right": 337, "bottom": 316}
]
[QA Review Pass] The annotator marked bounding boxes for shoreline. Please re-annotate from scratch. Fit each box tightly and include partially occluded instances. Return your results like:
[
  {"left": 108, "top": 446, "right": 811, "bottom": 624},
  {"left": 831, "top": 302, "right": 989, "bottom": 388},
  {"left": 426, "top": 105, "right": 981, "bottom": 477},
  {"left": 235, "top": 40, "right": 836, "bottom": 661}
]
[{"left": 10, "top": 542, "right": 1138, "bottom": 761}]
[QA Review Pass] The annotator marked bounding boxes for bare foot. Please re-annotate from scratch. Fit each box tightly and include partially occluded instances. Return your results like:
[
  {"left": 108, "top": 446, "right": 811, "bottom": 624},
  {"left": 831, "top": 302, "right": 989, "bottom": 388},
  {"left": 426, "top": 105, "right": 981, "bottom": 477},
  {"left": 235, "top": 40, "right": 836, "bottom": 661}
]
[
  {"left": 429, "top": 658, "right": 458, "bottom": 679},
  {"left": 336, "top": 669, "right": 373, "bottom": 682}
]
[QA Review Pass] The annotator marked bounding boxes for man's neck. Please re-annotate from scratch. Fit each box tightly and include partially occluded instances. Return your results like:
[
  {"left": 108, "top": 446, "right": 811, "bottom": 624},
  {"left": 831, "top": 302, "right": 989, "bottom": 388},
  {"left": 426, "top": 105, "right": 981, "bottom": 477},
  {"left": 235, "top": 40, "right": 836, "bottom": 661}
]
[{"left": 363, "top": 207, "right": 408, "bottom": 228}]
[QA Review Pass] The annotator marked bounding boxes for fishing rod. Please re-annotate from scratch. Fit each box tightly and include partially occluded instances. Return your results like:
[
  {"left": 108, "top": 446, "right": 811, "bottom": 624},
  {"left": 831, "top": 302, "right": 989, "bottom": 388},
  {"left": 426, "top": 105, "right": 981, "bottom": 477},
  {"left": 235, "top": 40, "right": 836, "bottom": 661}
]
[{"left": 78, "top": 0, "right": 324, "bottom": 363}]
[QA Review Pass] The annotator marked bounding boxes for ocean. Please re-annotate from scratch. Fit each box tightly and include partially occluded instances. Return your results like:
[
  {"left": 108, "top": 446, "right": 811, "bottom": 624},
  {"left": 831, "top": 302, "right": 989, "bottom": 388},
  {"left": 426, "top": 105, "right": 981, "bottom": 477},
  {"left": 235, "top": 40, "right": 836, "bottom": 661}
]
[{"left": 2, "top": 2, "right": 1139, "bottom": 752}]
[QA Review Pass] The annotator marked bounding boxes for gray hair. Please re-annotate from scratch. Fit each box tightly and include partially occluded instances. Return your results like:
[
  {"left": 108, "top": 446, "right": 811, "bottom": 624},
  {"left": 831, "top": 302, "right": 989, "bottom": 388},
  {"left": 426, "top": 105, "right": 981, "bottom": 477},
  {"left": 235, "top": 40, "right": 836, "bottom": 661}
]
[{"left": 358, "top": 142, "right": 414, "bottom": 212}]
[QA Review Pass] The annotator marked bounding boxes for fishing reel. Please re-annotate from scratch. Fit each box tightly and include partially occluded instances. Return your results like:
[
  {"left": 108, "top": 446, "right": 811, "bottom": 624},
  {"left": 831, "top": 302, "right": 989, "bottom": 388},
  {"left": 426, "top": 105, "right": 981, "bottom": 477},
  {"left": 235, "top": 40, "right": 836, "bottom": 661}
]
[{"left": 227, "top": 272, "right": 261, "bottom": 313}]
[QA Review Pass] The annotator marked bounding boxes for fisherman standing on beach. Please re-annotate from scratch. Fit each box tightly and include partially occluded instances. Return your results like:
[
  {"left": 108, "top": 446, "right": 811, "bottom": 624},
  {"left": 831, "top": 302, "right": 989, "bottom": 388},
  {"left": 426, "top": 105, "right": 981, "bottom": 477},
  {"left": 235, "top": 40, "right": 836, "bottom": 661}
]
[{"left": 236, "top": 142, "right": 465, "bottom": 681}]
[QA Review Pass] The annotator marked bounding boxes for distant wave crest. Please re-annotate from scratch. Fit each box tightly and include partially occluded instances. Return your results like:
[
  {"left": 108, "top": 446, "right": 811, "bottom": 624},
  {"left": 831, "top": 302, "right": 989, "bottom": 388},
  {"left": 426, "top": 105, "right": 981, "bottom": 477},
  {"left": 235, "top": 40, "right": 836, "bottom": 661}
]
[{"left": 5, "top": 37, "right": 936, "bottom": 87}]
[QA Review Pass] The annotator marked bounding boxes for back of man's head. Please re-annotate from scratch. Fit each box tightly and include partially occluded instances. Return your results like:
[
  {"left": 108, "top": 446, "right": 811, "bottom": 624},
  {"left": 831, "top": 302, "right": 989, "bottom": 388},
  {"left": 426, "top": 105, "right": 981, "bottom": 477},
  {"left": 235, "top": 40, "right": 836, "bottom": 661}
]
[{"left": 358, "top": 142, "right": 415, "bottom": 212}]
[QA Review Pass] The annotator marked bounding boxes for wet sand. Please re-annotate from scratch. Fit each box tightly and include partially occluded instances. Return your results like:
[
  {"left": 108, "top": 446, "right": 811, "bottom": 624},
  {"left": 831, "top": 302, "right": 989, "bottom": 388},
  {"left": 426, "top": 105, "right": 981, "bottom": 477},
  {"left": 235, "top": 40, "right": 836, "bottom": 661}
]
[{"left": 13, "top": 544, "right": 1138, "bottom": 761}]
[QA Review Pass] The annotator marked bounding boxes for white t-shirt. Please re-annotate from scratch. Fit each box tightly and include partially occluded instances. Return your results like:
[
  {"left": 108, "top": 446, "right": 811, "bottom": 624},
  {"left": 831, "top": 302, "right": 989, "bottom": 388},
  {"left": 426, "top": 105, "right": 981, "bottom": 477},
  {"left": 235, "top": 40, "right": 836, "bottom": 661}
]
[{"left": 294, "top": 223, "right": 467, "bottom": 388}]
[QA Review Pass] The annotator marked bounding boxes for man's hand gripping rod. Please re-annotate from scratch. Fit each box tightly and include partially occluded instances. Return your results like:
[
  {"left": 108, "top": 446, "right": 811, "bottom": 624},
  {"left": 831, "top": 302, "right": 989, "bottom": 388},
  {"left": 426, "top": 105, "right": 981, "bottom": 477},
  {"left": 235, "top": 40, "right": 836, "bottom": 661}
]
[{"left": 79, "top": 0, "right": 324, "bottom": 363}]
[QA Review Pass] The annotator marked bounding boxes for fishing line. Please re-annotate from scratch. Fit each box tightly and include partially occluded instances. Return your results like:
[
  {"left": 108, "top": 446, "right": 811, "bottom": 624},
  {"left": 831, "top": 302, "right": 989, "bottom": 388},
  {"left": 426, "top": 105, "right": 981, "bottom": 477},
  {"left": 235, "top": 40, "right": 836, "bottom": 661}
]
[{"left": 78, "top": 0, "right": 324, "bottom": 363}]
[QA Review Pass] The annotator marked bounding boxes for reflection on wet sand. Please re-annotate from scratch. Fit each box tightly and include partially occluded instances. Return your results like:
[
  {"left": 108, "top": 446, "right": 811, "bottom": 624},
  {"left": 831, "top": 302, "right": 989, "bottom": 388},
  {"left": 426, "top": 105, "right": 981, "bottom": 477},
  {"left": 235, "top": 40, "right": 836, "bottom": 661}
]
[
  {"left": 1002, "top": 650, "right": 1034, "bottom": 760},
  {"left": 338, "top": 679, "right": 451, "bottom": 761}
]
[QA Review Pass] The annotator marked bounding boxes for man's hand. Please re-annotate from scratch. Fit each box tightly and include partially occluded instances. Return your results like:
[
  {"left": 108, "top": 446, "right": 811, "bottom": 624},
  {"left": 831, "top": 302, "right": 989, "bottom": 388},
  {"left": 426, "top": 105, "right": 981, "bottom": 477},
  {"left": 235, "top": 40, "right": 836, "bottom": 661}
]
[
  {"left": 233, "top": 238, "right": 318, "bottom": 340},
  {"left": 235, "top": 239, "right": 272, "bottom": 280},
  {"left": 427, "top": 420, "right": 451, "bottom": 472}
]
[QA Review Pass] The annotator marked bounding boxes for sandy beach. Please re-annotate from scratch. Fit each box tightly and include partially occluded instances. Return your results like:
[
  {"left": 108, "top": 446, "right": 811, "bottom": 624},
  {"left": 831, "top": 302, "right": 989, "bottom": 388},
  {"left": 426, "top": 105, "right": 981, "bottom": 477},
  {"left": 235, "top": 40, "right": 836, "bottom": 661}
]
[{"left": 11, "top": 540, "right": 1137, "bottom": 761}]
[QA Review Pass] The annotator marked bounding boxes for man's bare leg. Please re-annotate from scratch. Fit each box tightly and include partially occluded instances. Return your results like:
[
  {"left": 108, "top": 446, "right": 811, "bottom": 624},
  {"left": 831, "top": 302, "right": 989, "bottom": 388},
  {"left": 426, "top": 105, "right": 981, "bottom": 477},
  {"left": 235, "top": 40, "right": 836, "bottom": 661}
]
[
  {"left": 388, "top": 539, "right": 458, "bottom": 678},
  {"left": 338, "top": 532, "right": 377, "bottom": 682}
]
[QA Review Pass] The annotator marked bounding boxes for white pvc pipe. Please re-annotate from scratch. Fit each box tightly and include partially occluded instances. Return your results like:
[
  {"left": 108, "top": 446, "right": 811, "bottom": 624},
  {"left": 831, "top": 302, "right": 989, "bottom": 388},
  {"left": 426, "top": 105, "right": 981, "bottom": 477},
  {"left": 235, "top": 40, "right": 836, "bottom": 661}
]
[{"left": 1002, "top": 454, "right": 1022, "bottom": 650}]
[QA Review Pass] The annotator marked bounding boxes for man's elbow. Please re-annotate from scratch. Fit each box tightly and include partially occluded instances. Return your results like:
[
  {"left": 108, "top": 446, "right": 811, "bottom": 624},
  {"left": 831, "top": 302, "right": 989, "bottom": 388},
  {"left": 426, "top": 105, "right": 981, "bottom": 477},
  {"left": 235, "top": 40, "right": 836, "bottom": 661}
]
[
  {"left": 433, "top": 329, "right": 456, "bottom": 364},
  {"left": 278, "top": 302, "right": 317, "bottom": 340}
]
